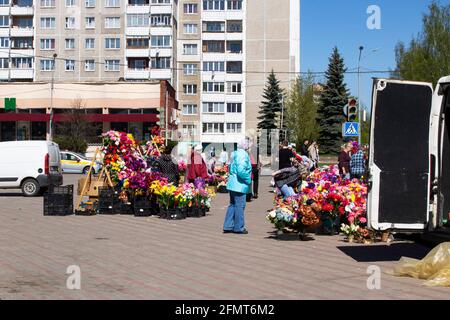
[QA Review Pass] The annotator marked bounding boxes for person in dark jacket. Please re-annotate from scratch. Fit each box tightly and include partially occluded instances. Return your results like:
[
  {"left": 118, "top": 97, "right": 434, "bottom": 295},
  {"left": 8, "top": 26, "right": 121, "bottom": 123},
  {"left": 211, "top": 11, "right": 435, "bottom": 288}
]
[
  {"left": 155, "top": 145, "right": 179, "bottom": 186},
  {"left": 338, "top": 142, "right": 353, "bottom": 179},
  {"left": 272, "top": 158, "right": 306, "bottom": 199},
  {"left": 300, "top": 140, "right": 310, "bottom": 156},
  {"left": 278, "top": 140, "right": 294, "bottom": 170}
]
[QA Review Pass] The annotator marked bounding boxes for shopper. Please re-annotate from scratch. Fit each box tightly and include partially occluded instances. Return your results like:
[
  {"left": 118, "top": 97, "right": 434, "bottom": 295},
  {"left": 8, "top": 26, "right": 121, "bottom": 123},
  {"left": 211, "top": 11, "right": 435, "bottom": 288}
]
[
  {"left": 207, "top": 155, "right": 217, "bottom": 175},
  {"left": 155, "top": 145, "right": 180, "bottom": 186},
  {"left": 272, "top": 158, "right": 306, "bottom": 199},
  {"left": 279, "top": 140, "right": 294, "bottom": 170},
  {"left": 300, "top": 140, "right": 310, "bottom": 157},
  {"left": 187, "top": 144, "right": 208, "bottom": 183},
  {"left": 338, "top": 142, "right": 353, "bottom": 179},
  {"left": 308, "top": 141, "right": 320, "bottom": 169},
  {"left": 251, "top": 143, "right": 261, "bottom": 199},
  {"left": 219, "top": 147, "right": 229, "bottom": 167},
  {"left": 223, "top": 139, "right": 252, "bottom": 235},
  {"left": 350, "top": 144, "right": 366, "bottom": 180}
]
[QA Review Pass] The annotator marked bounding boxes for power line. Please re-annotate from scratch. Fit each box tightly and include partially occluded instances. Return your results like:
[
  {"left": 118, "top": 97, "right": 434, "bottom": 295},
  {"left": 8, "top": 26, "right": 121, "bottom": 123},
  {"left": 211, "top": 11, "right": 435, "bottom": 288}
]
[{"left": 0, "top": 49, "right": 397, "bottom": 76}]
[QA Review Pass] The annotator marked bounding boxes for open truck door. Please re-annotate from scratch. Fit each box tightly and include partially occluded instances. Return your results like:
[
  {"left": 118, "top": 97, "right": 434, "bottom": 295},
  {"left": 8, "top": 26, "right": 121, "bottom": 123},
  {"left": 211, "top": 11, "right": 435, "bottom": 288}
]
[{"left": 368, "top": 79, "right": 434, "bottom": 232}]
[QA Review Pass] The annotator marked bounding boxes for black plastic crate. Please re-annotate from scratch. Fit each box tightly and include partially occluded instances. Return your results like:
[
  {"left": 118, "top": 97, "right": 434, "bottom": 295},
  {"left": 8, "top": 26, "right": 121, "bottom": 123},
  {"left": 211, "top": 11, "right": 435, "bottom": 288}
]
[
  {"left": 115, "top": 202, "right": 134, "bottom": 215},
  {"left": 186, "top": 206, "right": 206, "bottom": 218},
  {"left": 160, "top": 208, "right": 186, "bottom": 220},
  {"left": 49, "top": 184, "right": 74, "bottom": 195},
  {"left": 43, "top": 195, "right": 73, "bottom": 216},
  {"left": 98, "top": 187, "right": 120, "bottom": 215},
  {"left": 133, "top": 196, "right": 152, "bottom": 216}
]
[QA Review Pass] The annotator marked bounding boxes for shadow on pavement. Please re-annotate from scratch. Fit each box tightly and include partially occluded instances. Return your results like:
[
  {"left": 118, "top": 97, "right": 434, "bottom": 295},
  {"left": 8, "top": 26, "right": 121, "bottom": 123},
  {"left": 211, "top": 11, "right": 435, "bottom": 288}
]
[
  {"left": 337, "top": 243, "right": 431, "bottom": 262},
  {"left": 0, "top": 193, "right": 26, "bottom": 197},
  {"left": 265, "top": 230, "right": 316, "bottom": 241}
]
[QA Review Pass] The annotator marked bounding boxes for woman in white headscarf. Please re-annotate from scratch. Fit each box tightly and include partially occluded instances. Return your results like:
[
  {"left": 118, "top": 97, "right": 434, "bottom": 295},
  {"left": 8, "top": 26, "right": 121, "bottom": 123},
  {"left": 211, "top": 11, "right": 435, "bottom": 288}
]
[{"left": 223, "top": 138, "right": 252, "bottom": 234}]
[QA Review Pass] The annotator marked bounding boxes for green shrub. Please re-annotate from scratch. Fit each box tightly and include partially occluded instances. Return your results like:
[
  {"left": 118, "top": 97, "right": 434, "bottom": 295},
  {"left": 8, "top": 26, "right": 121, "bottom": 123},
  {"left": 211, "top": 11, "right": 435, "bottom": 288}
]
[{"left": 53, "top": 136, "right": 88, "bottom": 154}]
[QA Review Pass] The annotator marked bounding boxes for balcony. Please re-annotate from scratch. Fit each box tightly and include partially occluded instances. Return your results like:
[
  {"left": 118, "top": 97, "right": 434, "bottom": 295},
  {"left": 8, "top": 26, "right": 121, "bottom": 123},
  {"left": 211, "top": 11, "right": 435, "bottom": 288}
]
[
  {"left": 126, "top": 27, "right": 150, "bottom": 36},
  {"left": 126, "top": 48, "right": 150, "bottom": 57},
  {"left": 150, "top": 5, "right": 172, "bottom": 15},
  {"left": 125, "top": 68, "right": 150, "bottom": 80},
  {"left": 10, "top": 69, "right": 34, "bottom": 79},
  {"left": 149, "top": 69, "right": 171, "bottom": 80},
  {"left": 0, "top": 70, "right": 8, "bottom": 80},
  {"left": 10, "top": 48, "right": 34, "bottom": 57},
  {"left": 10, "top": 27, "right": 34, "bottom": 37},
  {"left": 11, "top": 6, "right": 34, "bottom": 16},
  {"left": 149, "top": 48, "right": 172, "bottom": 57},
  {"left": 126, "top": 5, "right": 150, "bottom": 14}
]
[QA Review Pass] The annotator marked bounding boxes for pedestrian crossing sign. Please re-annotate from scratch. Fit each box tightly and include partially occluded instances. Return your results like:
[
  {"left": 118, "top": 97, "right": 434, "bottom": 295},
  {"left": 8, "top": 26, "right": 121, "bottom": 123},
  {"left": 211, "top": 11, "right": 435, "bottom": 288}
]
[{"left": 343, "top": 122, "right": 359, "bottom": 137}]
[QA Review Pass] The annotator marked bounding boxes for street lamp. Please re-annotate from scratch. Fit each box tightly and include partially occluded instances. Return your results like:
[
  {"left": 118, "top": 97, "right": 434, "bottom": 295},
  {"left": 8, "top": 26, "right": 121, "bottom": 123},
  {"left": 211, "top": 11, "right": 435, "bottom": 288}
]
[
  {"left": 49, "top": 53, "right": 57, "bottom": 141},
  {"left": 279, "top": 92, "right": 285, "bottom": 138},
  {"left": 357, "top": 46, "right": 364, "bottom": 145}
]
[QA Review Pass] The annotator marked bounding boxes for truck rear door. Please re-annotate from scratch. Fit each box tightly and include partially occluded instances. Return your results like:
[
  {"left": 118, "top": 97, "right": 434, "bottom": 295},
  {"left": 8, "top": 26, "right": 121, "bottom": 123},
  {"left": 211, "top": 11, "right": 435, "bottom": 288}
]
[{"left": 368, "top": 79, "right": 433, "bottom": 232}]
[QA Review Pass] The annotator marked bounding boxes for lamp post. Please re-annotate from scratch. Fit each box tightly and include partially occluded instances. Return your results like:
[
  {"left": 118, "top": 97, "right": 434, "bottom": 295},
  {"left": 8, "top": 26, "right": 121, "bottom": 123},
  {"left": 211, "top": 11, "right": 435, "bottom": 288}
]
[
  {"left": 279, "top": 93, "right": 285, "bottom": 140},
  {"left": 49, "top": 53, "right": 57, "bottom": 141},
  {"left": 357, "top": 46, "right": 364, "bottom": 145}
]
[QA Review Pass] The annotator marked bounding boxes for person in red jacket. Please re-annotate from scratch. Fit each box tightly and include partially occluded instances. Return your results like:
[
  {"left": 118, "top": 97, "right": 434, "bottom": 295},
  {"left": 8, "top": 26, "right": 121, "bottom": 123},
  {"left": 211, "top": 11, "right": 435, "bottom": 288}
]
[{"left": 187, "top": 144, "right": 208, "bottom": 183}]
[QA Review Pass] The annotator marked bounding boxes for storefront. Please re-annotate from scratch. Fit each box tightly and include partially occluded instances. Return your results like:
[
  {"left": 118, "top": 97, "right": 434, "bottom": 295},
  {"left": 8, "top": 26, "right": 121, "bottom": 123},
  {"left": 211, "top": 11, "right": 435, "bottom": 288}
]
[{"left": 0, "top": 81, "right": 178, "bottom": 142}]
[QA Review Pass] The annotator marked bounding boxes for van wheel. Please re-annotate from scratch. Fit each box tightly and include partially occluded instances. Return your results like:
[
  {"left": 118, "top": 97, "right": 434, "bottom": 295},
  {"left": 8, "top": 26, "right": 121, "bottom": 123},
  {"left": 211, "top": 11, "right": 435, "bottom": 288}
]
[
  {"left": 83, "top": 166, "right": 91, "bottom": 175},
  {"left": 22, "top": 179, "right": 40, "bottom": 197}
]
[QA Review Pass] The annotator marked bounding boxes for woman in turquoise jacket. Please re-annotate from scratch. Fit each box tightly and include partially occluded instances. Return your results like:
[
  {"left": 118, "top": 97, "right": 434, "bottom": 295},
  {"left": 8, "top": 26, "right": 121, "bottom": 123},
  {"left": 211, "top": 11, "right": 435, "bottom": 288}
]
[{"left": 223, "top": 139, "right": 252, "bottom": 234}]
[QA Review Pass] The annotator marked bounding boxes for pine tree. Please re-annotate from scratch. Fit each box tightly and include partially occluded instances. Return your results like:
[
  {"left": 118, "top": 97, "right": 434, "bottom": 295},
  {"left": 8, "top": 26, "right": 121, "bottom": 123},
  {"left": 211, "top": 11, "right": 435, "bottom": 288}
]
[
  {"left": 257, "top": 71, "right": 283, "bottom": 130},
  {"left": 317, "top": 47, "right": 350, "bottom": 154}
]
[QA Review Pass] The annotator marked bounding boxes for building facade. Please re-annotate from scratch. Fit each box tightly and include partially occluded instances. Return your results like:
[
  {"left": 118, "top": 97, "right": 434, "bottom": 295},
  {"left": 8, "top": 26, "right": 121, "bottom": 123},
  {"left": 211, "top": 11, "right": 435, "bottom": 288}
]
[{"left": 0, "top": 0, "right": 300, "bottom": 147}]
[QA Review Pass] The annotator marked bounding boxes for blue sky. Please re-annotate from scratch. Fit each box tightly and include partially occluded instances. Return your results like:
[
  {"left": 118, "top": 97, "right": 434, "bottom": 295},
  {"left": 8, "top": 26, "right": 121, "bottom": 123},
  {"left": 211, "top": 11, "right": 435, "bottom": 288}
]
[{"left": 301, "top": 0, "right": 438, "bottom": 109}]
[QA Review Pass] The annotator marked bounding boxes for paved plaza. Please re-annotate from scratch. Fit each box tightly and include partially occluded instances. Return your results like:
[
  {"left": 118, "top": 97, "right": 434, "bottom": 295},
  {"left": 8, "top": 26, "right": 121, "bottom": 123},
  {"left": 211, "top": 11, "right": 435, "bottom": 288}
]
[{"left": 0, "top": 174, "right": 448, "bottom": 300}]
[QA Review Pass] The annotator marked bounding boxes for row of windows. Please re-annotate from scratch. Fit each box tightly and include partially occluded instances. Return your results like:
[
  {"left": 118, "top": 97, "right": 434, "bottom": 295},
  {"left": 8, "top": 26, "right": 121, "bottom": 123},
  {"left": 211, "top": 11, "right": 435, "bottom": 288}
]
[
  {"left": 182, "top": 122, "right": 243, "bottom": 135},
  {"left": 183, "top": 1, "right": 243, "bottom": 14},
  {"left": 37, "top": 36, "right": 172, "bottom": 50},
  {"left": 183, "top": 20, "right": 242, "bottom": 34},
  {"left": 39, "top": 59, "right": 121, "bottom": 71},
  {"left": 182, "top": 102, "right": 242, "bottom": 115},
  {"left": 182, "top": 82, "right": 242, "bottom": 95},
  {"left": 39, "top": 16, "right": 121, "bottom": 29},
  {"left": 182, "top": 41, "right": 242, "bottom": 55},
  {"left": 38, "top": 0, "right": 170, "bottom": 8}
]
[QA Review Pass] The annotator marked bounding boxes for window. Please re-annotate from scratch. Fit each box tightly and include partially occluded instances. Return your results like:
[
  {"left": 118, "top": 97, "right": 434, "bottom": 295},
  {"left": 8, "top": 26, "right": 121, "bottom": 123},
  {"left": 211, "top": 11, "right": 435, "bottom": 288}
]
[
  {"left": 0, "top": 37, "right": 9, "bottom": 48},
  {"left": 203, "top": 61, "right": 225, "bottom": 72},
  {"left": 127, "top": 37, "right": 148, "bottom": 48},
  {"left": 227, "top": 82, "right": 242, "bottom": 93},
  {"left": 183, "top": 3, "right": 198, "bottom": 14},
  {"left": 182, "top": 104, "right": 198, "bottom": 115},
  {"left": 12, "top": 58, "right": 32, "bottom": 69},
  {"left": 85, "top": 59, "right": 95, "bottom": 71},
  {"left": 65, "top": 38, "right": 75, "bottom": 49},
  {"left": 227, "top": 41, "right": 242, "bottom": 53},
  {"left": 65, "top": 60, "right": 75, "bottom": 71},
  {"left": 227, "top": 20, "right": 242, "bottom": 33},
  {"left": 183, "top": 64, "right": 197, "bottom": 75},
  {"left": 40, "top": 59, "right": 55, "bottom": 71},
  {"left": 203, "top": 82, "right": 225, "bottom": 93},
  {"left": 40, "top": 38, "right": 55, "bottom": 50},
  {"left": 203, "top": 123, "right": 224, "bottom": 134},
  {"left": 183, "top": 44, "right": 198, "bottom": 55},
  {"left": 105, "top": 38, "right": 120, "bottom": 49},
  {"left": 226, "top": 123, "right": 242, "bottom": 133},
  {"left": 182, "top": 124, "right": 197, "bottom": 136},
  {"left": 127, "top": 14, "right": 149, "bottom": 27},
  {"left": 151, "top": 0, "right": 171, "bottom": 3},
  {"left": 85, "top": 17, "right": 95, "bottom": 28},
  {"left": 11, "top": 37, "right": 32, "bottom": 49},
  {"left": 0, "top": 58, "right": 8, "bottom": 69},
  {"left": 150, "top": 57, "right": 170, "bottom": 69},
  {"left": 65, "top": 17, "right": 76, "bottom": 29},
  {"left": 203, "top": 40, "right": 225, "bottom": 53},
  {"left": 227, "top": 0, "right": 242, "bottom": 10},
  {"left": 183, "top": 23, "right": 198, "bottom": 34},
  {"left": 105, "top": 59, "right": 120, "bottom": 71},
  {"left": 227, "top": 103, "right": 242, "bottom": 113},
  {"left": 85, "top": 0, "right": 96, "bottom": 7},
  {"left": 0, "top": 16, "right": 8, "bottom": 27},
  {"left": 129, "top": 59, "right": 148, "bottom": 70},
  {"left": 151, "top": 36, "right": 170, "bottom": 47},
  {"left": 203, "top": 0, "right": 224, "bottom": 10},
  {"left": 183, "top": 84, "right": 197, "bottom": 95},
  {"left": 105, "top": 17, "right": 120, "bottom": 28},
  {"left": 66, "top": 0, "right": 75, "bottom": 6},
  {"left": 150, "top": 14, "right": 171, "bottom": 27},
  {"left": 85, "top": 38, "right": 95, "bottom": 49},
  {"left": 105, "top": 0, "right": 120, "bottom": 7},
  {"left": 41, "top": 0, "right": 56, "bottom": 7},
  {"left": 202, "top": 102, "right": 224, "bottom": 113},
  {"left": 226, "top": 61, "right": 242, "bottom": 73},
  {"left": 40, "top": 17, "right": 55, "bottom": 29},
  {"left": 203, "top": 21, "right": 225, "bottom": 33}
]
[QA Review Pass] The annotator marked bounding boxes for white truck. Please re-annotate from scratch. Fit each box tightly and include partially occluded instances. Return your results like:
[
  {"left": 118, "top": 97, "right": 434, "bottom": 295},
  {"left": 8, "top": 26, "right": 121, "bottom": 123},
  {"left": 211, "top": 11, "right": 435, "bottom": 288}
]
[{"left": 368, "top": 75, "right": 450, "bottom": 241}]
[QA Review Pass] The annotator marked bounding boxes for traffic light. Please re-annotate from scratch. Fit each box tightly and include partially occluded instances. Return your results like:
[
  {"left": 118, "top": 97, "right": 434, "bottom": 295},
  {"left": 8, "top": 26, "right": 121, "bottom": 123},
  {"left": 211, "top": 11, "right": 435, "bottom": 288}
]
[{"left": 347, "top": 98, "right": 358, "bottom": 122}]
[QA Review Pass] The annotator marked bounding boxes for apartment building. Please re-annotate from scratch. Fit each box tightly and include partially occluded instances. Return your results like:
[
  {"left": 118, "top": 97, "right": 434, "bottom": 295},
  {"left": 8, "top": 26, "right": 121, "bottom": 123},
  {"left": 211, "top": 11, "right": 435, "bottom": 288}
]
[{"left": 176, "top": 0, "right": 300, "bottom": 150}]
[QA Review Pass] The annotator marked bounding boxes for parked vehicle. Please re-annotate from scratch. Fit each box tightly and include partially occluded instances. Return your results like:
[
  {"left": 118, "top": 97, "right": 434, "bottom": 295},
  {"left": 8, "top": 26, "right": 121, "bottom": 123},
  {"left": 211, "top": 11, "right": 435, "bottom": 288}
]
[
  {"left": 60, "top": 151, "right": 101, "bottom": 174},
  {"left": 0, "top": 141, "right": 63, "bottom": 196},
  {"left": 368, "top": 75, "right": 450, "bottom": 241}
]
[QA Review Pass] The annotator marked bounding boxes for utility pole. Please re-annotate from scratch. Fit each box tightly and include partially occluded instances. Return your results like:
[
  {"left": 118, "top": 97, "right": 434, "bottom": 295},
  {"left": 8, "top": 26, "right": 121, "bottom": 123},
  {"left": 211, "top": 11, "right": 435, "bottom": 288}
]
[
  {"left": 357, "top": 46, "right": 364, "bottom": 145},
  {"left": 279, "top": 93, "right": 285, "bottom": 140},
  {"left": 48, "top": 53, "right": 57, "bottom": 141}
]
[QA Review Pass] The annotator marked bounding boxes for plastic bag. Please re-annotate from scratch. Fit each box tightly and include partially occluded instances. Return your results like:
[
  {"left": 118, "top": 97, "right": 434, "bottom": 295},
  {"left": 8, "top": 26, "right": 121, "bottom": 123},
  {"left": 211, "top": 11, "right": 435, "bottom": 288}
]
[{"left": 392, "top": 242, "right": 450, "bottom": 287}]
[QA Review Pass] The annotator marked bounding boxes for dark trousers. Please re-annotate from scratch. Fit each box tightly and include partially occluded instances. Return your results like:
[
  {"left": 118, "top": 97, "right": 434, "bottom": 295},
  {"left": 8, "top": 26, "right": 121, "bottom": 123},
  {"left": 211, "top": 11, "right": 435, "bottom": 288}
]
[{"left": 253, "top": 168, "right": 259, "bottom": 196}]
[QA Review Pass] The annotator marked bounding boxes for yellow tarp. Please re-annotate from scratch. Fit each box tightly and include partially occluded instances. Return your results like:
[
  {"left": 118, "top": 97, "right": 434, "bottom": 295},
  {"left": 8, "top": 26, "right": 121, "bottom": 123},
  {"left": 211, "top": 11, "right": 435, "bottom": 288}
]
[{"left": 392, "top": 242, "right": 450, "bottom": 287}]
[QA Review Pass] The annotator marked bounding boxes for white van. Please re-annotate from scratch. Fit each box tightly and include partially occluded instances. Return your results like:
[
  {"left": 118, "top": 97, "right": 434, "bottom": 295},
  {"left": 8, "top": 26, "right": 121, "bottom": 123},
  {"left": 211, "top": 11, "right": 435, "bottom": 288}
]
[
  {"left": 0, "top": 141, "right": 63, "bottom": 196},
  {"left": 368, "top": 75, "right": 450, "bottom": 239}
]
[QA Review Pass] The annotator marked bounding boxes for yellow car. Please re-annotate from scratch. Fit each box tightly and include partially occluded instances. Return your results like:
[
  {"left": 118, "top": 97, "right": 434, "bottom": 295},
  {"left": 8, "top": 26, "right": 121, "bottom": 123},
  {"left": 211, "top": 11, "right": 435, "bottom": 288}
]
[{"left": 60, "top": 151, "right": 101, "bottom": 174}]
